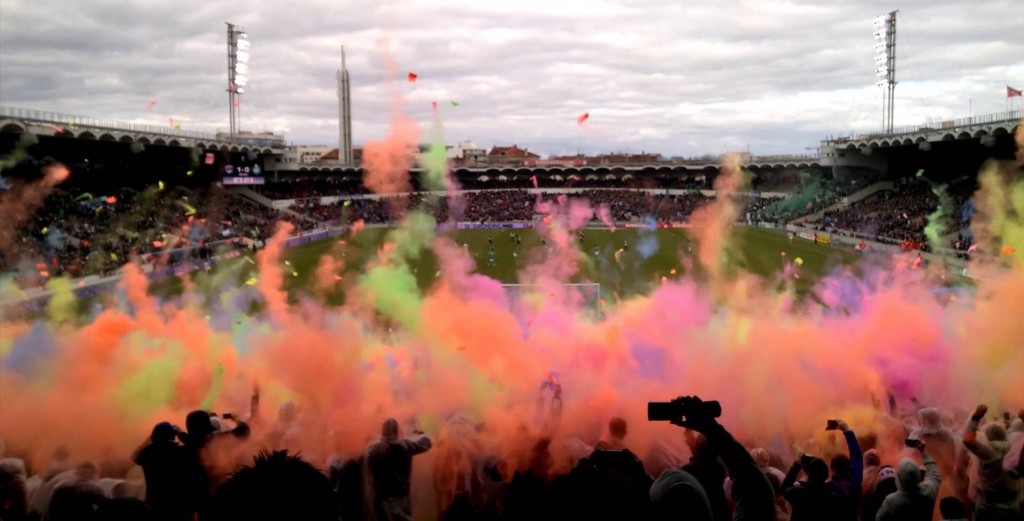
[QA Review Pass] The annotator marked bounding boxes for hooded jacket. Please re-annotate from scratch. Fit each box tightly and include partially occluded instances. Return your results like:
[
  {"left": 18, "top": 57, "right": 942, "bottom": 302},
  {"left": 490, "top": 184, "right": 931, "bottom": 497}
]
[
  {"left": 875, "top": 454, "right": 940, "bottom": 521},
  {"left": 963, "top": 419, "right": 1022, "bottom": 513},
  {"left": 650, "top": 469, "right": 713, "bottom": 521}
]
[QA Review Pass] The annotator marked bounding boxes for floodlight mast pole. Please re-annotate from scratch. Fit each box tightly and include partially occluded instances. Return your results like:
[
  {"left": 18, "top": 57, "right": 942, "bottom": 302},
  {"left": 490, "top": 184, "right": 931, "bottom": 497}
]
[
  {"left": 886, "top": 11, "right": 897, "bottom": 135},
  {"left": 227, "top": 23, "right": 235, "bottom": 138}
]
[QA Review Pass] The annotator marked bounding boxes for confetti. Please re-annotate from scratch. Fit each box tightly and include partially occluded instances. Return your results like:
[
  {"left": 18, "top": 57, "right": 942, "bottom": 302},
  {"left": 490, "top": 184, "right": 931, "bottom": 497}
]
[
  {"left": 245, "top": 277, "right": 258, "bottom": 286},
  {"left": 794, "top": 257, "right": 804, "bottom": 266},
  {"left": 173, "top": 124, "right": 180, "bottom": 130},
  {"left": 450, "top": 100, "right": 459, "bottom": 106},
  {"left": 75, "top": 193, "right": 93, "bottom": 201},
  {"left": 168, "top": 117, "right": 175, "bottom": 129},
  {"left": 1002, "top": 245, "right": 1016, "bottom": 256},
  {"left": 147, "top": 99, "right": 157, "bottom": 109},
  {"left": 186, "top": 170, "right": 194, "bottom": 176},
  {"left": 40, "top": 227, "right": 49, "bottom": 235},
  {"left": 542, "top": 215, "right": 553, "bottom": 224},
  {"left": 110, "top": 253, "right": 118, "bottom": 261},
  {"left": 577, "top": 112, "right": 590, "bottom": 126},
  {"left": 902, "top": 212, "right": 909, "bottom": 219},
  {"left": 105, "top": 196, "right": 117, "bottom": 204},
  {"left": 434, "top": 270, "right": 441, "bottom": 277},
  {"left": 967, "top": 244, "right": 980, "bottom": 253},
  {"left": 153, "top": 241, "right": 163, "bottom": 248},
  {"left": 48, "top": 124, "right": 65, "bottom": 133},
  {"left": 343, "top": 200, "right": 351, "bottom": 207},
  {"left": 78, "top": 280, "right": 85, "bottom": 287},
  {"left": 599, "top": 299, "right": 606, "bottom": 307},
  {"left": 333, "top": 275, "right": 343, "bottom": 281},
  {"left": 40, "top": 270, "right": 50, "bottom": 277},
  {"left": 781, "top": 252, "right": 786, "bottom": 256},
  {"left": 407, "top": 72, "right": 418, "bottom": 82},
  {"left": 670, "top": 268, "right": 676, "bottom": 275},
  {"left": 158, "top": 180, "right": 165, "bottom": 191},
  {"left": 530, "top": 175, "right": 538, "bottom": 189},
  {"left": 35, "top": 262, "right": 46, "bottom": 270},
  {"left": 431, "top": 100, "right": 438, "bottom": 111}
]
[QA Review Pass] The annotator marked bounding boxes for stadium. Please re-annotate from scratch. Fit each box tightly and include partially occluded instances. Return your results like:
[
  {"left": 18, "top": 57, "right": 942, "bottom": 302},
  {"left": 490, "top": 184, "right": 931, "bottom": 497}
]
[{"left": 1, "top": 3, "right": 1024, "bottom": 521}]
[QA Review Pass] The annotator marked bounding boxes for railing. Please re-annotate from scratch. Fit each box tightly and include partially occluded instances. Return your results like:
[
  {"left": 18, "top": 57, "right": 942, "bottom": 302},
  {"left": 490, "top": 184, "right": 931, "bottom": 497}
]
[
  {"left": 0, "top": 106, "right": 286, "bottom": 147},
  {"left": 826, "top": 109, "right": 1022, "bottom": 143}
]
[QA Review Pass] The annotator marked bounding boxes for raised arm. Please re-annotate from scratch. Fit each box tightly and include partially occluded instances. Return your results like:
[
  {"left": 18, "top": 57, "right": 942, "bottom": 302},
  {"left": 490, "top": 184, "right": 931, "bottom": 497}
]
[
  {"left": 963, "top": 404, "right": 996, "bottom": 460},
  {"left": 400, "top": 432, "right": 433, "bottom": 455},
  {"left": 918, "top": 448, "right": 941, "bottom": 499},
  {"left": 838, "top": 420, "right": 863, "bottom": 500}
]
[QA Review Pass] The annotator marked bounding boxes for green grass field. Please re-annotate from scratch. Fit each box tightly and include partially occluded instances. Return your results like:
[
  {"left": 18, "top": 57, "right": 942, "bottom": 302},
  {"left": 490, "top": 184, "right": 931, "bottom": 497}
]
[{"left": 152, "top": 227, "right": 860, "bottom": 312}]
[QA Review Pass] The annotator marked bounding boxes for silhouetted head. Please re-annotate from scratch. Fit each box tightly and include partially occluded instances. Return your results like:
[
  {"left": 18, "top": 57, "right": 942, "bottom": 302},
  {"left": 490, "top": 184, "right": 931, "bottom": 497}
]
[
  {"left": 750, "top": 448, "right": 770, "bottom": 468},
  {"left": 381, "top": 418, "right": 400, "bottom": 442},
  {"left": 208, "top": 450, "right": 338, "bottom": 521},
  {"left": 151, "top": 422, "right": 176, "bottom": 443},
  {"left": 864, "top": 449, "right": 881, "bottom": 467},
  {"left": 186, "top": 410, "right": 214, "bottom": 441},
  {"left": 896, "top": 458, "right": 921, "bottom": 492},
  {"left": 830, "top": 454, "right": 851, "bottom": 478},
  {"left": 609, "top": 417, "right": 627, "bottom": 440},
  {"left": 650, "top": 469, "right": 713, "bottom": 521},
  {"left": 804, "top": 457, "right": 829, "bottom": 483},
  {"left": 939, "top": 496, "right": 966, "bottom": 519},
  {"left": 985, "top": 422, "right": 1007, "bottom": 442}
]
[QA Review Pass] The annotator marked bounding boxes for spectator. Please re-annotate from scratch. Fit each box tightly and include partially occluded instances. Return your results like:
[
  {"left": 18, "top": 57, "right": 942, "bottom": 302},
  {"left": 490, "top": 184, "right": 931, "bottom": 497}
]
[
  {"left": 862, "top": 465, "right": 898, "bottom": 521},
  {"left": 876, "top": 439, "right": 941, "bottom": 521},
  {"left": 827, "top": 419, "right": 863, "bottom": 521},
  {"left": 569, "top": 417, "right": 653, "bottom": 520},
  {"left": 366, "top": 417, "right": 433, "bottom": 521},
  {"left": 962, "top": 404, "right": 1022, "bottom": 520},
  {"left": 131, "top": 422, "right": 193, "bottom": 521},
  {"left": 207, "top": 450, "right": 338, "bottom": 521},
  {"left": 668, "top": 396, "right": 776, "bottom": 520},
  {"left": 783, "top": 454, "right": 841, "bottom": 521},
  {"left": 939, "top": 496, "right": 969, "bottom": 521}
]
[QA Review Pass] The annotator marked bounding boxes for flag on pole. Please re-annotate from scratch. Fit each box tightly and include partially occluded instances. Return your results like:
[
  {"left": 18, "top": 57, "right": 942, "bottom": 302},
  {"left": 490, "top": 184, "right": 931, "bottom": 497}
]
[{"left": 1008, "top": 85, "right": 1023, "bottom": 98}]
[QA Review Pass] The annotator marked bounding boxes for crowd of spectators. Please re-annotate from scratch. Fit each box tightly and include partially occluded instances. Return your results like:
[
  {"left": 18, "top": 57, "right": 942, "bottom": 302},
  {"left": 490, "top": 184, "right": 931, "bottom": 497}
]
[
  {"left": 816, "top": 182, "right": 975, "bottom": 250},
  {"left": 1, "top": 395, "right": 1020, "bottom": 521}
]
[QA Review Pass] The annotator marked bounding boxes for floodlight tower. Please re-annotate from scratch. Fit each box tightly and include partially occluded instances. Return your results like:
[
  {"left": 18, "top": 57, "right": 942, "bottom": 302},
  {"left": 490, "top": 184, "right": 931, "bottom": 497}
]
[
  {"left": 227, "top": 23, "right": 250, "bottom": 137},
  {"left": 873, "top": 11, "right": 897, "bottom": 134}
]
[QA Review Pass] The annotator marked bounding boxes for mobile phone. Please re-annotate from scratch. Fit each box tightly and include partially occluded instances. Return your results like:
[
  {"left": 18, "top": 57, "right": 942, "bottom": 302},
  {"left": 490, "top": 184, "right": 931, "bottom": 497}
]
[{"left": 826, "top": 420, "right": 840, "bottom": 431}]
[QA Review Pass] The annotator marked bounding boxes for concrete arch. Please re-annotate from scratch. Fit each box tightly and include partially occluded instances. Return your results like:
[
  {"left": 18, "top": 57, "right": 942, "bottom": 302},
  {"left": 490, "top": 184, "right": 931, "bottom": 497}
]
[
  {"left": 846, "top": 144, "right": 857, "bottom": 150},
  {"left": 656, "top": 166, "right": 673, "bottom": 173},
  {"left": 299, "top": 167, "right": 308, "bottom": 172},
  {"left": 580, "top": 167, "right": 595, "bottom": 175},
  {"left": 797, "top": 163, "right": 809, "bottom": 169},
  {"left": 219, "top": 145, "right": 229, "bottom": 152},
  {"left": 516, "top": 167, "right": 532, "bottom": 174},
  {"left": 137, "top": 136, "right": 151, "bottom": 144},
  {"left": 868, "top": 141, "right": 879, "bottom": 148},
  {"left": 0, "top": 120, "right": 27, "bottom": 133},
  {"left": 880, "top": 140, "right": 890, "bottom": 147},
  {"left": 195, "top": 142, "right": 207, "bottom": 149},
  {"left": 956, "top": 132, "right": 971, "bottom": 140},
  {"left": 784, "top": 163, "right": 797, "bottom": 169},
  {"left": 810, "top": 162, "right": 820, "bottom": 168},
  {"left": 902, "top": 138, "right": 913, "bottom": 145},
  {"left": 229, "top": 146, "right": 239, "bottom": 152},
  {"left": 240, "top": 147, "right": 250, "bottom": 153},
  {"left": 941, "top": 134, "right": 955, "bottom": 141},
  {"left": 914, "top": 136, "right": 927, "bottom": 143},
  {"left": 98, "top": 133, "right": 116, "bottom": 141},
  {"left": 118, "top": 135, "right": 134, "bottom": 143},
  {"left": 78, "top": 131, "right": 97, "bottom": 139},
  {"left": 485, "top": 168, "right": 501, "bottom": 176},
  {"left": 973, "top": 130, "right": 988, "bottom": 138},
  {"left": 153, "top": 138, "right": 167, "bottom": 145},
  {"left": 640, "top": 167, "right": 658, "bottom": 175},
  {"left": 168, "top": 140, "right": 181, "bottom": 147},
  {"left": 262, "top": 148, "right": 273, "bottom": 154},
  {"left": 584, "top": 174, "right": 599, "bottom": 180},
  {"left": 992, "top": 127, "right": 1009, "bottom": 136}
]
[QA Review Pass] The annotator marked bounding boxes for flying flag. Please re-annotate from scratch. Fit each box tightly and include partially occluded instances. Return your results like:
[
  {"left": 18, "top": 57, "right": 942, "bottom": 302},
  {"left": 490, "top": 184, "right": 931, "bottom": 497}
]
[
  {"left": 1009, "top": 85, "right": 1023, "bottom": 98},
  {"left": 577, "top": 112, "right": 590, "bottom": 126},
  {"left": 451, "top": 100, "right": 459, "bottom": 106},
  {"left": 407, "top": 72, "right": 418, "bottom": 83},
  {"left": 147, "top": 99, "right": 157, "bottom": 109}
]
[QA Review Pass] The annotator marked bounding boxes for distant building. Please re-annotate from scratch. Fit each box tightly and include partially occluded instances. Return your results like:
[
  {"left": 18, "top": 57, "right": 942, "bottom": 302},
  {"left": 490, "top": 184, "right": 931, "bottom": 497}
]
[
  {"left": 215, "top": 131, "right": 286, "bottom": 148},
  {"left": 590, "top": 152, "right": 662, "bottom": 165},
  {"left": 448, "top": 141, "right": 486, "bottom": 164},
  {"left": 486, "top": 145, "right": 540, "bottom": 166},
  {"left": 272, "top": 145, "right": 333, "bottom": 167}
]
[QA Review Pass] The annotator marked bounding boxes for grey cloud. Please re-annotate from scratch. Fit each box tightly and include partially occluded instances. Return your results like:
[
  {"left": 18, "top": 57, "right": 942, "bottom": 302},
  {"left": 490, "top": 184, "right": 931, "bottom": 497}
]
[{"left": 1, "top": 0, "right": 1021, "bottom": 157}]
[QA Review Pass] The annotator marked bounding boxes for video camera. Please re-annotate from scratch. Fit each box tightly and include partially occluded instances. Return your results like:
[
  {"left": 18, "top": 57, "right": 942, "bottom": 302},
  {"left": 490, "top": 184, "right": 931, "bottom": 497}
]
[{"left": 647, "top": 398, "right": 722, "bottom": 422}]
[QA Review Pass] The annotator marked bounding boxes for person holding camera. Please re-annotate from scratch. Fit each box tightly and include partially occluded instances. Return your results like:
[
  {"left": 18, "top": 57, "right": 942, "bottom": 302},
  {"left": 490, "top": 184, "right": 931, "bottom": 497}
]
[
  {"left": 649, "top": 396, "right": 775, "bottom": 521},
  {"left": 875, "top": 438, "right": 941, "bottom": 521}
]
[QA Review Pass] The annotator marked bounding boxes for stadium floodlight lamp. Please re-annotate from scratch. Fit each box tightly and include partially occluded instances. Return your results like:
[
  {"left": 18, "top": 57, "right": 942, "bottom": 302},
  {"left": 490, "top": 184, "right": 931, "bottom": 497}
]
[
  {"left": 873, "top": 16, "right": 886, "bottom": 26},
  {"left": 237, "top": 38, "right": 250, "bottom": 50},
  {"left": 237, "top": 50, "right": 249, "bottom": 63},
  {"left": 235, "top": 62, "right": 248, "bottom": 75},
  {"left": 874, "top": 55, "right": 888, "bottom": 63},
  {"left": 873, "top": 30, "right": 886, "bottom": 38},
  {"left": 235, "top": 75, "right": 248, "bottom": 86},
  {"left": 236, "top": 87, "right": 245, "bottom": 94}
]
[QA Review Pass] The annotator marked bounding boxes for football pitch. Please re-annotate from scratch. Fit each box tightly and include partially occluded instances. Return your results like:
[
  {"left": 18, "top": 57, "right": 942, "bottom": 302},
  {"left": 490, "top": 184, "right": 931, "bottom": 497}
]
[{"left": 160, "top": 226, "right": 861, "bottom": 310}]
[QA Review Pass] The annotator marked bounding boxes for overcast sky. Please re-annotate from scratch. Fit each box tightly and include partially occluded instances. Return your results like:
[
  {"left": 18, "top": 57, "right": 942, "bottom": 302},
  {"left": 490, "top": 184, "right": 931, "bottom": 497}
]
[{"left": 1, "top": 0, "right": 1022, "bottom": 157}]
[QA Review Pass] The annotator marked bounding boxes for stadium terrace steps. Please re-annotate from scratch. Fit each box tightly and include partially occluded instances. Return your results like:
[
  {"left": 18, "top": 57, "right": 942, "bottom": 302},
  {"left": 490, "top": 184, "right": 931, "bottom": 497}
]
[
  {"left": 229, "top": 187, "right": 311, "bottom": 222},
  {"left": 800, "top": 180, "right": 895, "bottom": 222}
]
